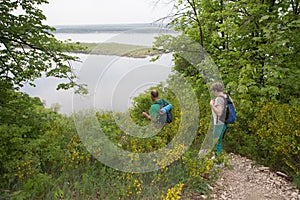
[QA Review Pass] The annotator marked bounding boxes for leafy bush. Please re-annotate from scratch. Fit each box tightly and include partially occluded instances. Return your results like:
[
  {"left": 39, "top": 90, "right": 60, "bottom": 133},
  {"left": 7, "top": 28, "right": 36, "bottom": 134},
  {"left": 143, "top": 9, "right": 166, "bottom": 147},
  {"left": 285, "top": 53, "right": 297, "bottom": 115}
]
[
  {"left": 0, "top": 88, "right": 78, "bottom": 196},
  {"left": 250, "top": 103, "right": 300, "bottom": 175},
  {"left": 225, "top": 102, "right": 300, "bottom": 187}
]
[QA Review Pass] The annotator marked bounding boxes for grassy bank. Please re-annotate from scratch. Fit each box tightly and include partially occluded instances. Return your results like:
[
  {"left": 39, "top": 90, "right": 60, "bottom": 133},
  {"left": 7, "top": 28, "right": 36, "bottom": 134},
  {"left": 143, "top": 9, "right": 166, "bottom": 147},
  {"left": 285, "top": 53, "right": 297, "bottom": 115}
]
[{"left": 73, "top": 42, "right": 162, "bottom": 58}]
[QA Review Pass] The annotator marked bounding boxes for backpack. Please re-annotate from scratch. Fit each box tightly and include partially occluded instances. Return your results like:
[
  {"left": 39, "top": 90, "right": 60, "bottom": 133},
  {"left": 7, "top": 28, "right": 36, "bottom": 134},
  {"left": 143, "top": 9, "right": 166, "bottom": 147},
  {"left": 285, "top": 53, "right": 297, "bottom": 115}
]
[
  {"left": 154, "top": 99, "right": 173, "bottom": 124},
  {"left": 219, "top": 95, "right": 236, "bottom": 125}
]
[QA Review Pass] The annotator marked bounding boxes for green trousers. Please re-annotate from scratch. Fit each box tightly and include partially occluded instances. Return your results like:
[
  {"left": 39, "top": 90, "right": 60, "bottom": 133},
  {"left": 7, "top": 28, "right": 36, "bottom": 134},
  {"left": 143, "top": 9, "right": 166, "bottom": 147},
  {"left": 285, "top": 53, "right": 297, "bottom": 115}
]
[{"left": 213, "top": 124, "right": 228, "bottom": 155}]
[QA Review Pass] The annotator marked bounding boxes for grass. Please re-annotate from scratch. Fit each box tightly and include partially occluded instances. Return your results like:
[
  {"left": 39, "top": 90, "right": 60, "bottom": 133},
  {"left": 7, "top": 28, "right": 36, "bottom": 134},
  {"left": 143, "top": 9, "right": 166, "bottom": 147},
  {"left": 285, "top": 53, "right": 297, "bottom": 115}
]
[{"left": 72, "top": 42, "right": 162, "bottom": 58}]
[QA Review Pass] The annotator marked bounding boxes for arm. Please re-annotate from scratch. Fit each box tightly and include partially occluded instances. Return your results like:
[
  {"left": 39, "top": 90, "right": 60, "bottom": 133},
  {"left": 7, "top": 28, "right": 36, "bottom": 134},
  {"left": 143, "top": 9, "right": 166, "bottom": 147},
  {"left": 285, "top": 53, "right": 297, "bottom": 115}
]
[
  {"left": 159, "top": 104, "right": 172, "bottom": 114},
  {"left": 210, "top": 100, "right": 223, "bottom": 117},
  {"left": 142, "top": 112, "right": 151, "bottom": 120}
]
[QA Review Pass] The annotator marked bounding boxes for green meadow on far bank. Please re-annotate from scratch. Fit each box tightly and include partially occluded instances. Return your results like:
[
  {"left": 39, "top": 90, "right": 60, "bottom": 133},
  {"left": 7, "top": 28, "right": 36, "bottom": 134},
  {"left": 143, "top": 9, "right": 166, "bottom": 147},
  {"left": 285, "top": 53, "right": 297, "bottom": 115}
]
[{"left": 72, "top": 42, "right": 162, "bottom": 58}]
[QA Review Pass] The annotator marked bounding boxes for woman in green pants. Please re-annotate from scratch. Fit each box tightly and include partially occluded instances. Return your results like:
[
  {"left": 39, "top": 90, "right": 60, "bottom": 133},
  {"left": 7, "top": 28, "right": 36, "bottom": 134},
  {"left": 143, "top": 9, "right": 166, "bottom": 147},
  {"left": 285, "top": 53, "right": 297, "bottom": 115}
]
[{"left": 209, "top": 82, "right": 229, "bottom": 165}]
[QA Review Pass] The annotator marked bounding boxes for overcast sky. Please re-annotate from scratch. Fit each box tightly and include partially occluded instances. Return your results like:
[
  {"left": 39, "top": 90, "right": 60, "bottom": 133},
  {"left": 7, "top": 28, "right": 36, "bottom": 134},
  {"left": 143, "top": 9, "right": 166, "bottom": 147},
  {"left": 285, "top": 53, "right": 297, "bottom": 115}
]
[{"left": 40, "top": 0, "right": 174, "bottom": 25}]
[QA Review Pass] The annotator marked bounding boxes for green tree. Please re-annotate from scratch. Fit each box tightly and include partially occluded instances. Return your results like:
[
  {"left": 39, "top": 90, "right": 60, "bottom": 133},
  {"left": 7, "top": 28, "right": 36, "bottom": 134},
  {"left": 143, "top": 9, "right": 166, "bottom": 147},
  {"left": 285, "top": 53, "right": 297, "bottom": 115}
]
[
  {"left": 0, "top": 0, "right": 88, "bottom": 193},
  {"left": 0, "top": 0, "right": 86, "bottom": 92},
  {"left": 156, "top": 0, "right": 300, "bottom": 185},
  {"left": 164, "top": 0, "right": 299, "bottom": 104}
]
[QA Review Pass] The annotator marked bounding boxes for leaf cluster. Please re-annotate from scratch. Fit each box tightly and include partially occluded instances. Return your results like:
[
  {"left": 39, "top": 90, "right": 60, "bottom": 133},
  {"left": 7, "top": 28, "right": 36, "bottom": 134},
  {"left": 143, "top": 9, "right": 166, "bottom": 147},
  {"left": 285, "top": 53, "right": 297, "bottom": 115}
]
[{"left": 0, "top": 0, "right": 85, "bottom": 92}]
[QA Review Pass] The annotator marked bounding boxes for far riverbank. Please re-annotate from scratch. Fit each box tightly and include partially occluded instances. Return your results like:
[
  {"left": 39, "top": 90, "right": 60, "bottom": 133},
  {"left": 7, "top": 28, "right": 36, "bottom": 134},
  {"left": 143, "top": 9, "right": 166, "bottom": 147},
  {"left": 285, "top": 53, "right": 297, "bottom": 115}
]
[{"left": 72, "top": 42, "right": 163, "bottom": 58}]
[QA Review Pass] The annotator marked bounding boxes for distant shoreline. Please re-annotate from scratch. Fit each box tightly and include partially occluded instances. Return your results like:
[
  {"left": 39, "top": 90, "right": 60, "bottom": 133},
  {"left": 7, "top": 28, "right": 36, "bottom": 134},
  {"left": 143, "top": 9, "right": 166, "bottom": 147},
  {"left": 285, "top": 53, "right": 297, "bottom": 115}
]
[
  {"left": 72, "top": 42, "right": 163, "bottom": 58},
  {"left": 54, "top": 24, "right": 171, "bottom": 58},
  {"left": 53, "top": 23, "right": 170, "bottom": 34}
]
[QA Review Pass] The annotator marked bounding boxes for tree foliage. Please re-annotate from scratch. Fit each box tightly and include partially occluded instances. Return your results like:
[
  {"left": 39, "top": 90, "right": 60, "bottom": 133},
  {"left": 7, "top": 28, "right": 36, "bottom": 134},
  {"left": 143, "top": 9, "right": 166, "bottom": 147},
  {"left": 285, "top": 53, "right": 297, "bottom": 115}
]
[
  {"left": 156, "top": 0, "right": 300, "bottom": 183},
  {"left": 0, "top": 0, "right": 85, "bottom": 92},
  {"left": 0, "top": 85, "right": 68, "bottom": 186},
  {"left": 164, "top": 0, "right": 300, "bottom": 104}
]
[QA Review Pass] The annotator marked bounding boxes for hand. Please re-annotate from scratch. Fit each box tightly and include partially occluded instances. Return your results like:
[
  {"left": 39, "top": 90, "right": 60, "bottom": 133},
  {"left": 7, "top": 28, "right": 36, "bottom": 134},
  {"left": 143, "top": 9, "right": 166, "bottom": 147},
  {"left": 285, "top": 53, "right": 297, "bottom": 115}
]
[
  {"left": 142, "top": 112, "right": 151, "bottom": 120},
  {"left": 159, "top": 107, "right": 166, "bottom": 115},
  {"left": 142, "top": 112, "right": 148, "bottom": 117},
  {"left": 210, "top": 100, "right": 215, "bottom": 107}
]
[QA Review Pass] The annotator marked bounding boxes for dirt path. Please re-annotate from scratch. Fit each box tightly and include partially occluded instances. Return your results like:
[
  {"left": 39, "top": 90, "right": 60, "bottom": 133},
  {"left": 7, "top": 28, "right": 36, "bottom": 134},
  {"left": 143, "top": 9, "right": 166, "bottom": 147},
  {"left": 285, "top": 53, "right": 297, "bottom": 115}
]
[{"left": 208, "top": 153, "right": 300, "bottom": 200}]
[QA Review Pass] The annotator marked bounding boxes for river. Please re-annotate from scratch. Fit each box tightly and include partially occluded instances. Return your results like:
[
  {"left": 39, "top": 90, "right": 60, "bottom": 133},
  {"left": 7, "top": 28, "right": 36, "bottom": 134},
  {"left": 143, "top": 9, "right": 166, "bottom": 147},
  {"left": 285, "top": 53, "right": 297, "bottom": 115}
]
[{"left": 21, "top": 28, "right": 174, "bottom": 115}]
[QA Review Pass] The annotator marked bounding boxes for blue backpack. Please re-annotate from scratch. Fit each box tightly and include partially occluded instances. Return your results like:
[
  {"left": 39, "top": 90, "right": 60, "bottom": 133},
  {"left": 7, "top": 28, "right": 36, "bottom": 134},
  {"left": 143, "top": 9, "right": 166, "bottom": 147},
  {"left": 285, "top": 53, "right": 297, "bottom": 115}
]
[
  {"left": 219, "top": 95, "right": 236, "bottom": 124},
  {"left": 154, "top": 99, "right": 173, "bottom": 124}
]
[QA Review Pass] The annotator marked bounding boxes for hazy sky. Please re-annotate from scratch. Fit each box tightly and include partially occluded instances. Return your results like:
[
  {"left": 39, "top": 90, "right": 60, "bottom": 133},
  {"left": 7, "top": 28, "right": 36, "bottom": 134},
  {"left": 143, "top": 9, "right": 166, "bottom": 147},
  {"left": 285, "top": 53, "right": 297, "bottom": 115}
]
[{"left": 41, "top": 0, "right": 174, "bottom": 25}]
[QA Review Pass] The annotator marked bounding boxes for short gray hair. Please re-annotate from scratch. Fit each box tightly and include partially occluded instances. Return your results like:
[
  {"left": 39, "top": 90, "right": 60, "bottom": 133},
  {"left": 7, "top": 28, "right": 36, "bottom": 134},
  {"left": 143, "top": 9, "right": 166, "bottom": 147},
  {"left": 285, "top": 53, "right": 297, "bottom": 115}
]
[{"left": 210, "top": 82, "right": 224, "bottom": 92}]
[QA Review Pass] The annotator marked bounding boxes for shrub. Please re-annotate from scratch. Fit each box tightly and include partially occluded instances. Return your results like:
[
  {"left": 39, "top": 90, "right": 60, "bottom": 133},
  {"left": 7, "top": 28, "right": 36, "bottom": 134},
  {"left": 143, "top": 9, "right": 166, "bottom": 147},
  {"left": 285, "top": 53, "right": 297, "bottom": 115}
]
[{"left": 250, "top": 103, "right": 300, "bottom": 174}]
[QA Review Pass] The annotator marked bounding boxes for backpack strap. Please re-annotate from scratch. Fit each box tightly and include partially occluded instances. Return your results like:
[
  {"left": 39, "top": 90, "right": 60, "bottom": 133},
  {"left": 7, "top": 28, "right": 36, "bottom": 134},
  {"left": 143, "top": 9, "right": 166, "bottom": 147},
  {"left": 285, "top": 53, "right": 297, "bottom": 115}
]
[
  {"left": 217, "top": 95, "right": 229, "bottom": 124},
  {"left": 153, "top": 100, "right": 163, "bottom": 108},
  {"left": 154, "top": 99, "right": 168, "bottom": 107}
]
